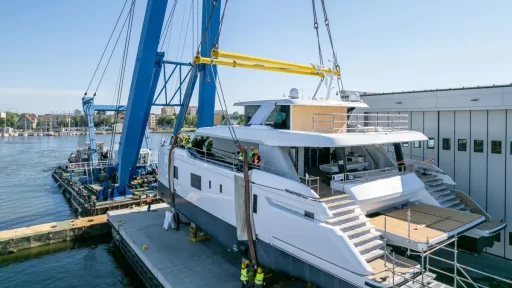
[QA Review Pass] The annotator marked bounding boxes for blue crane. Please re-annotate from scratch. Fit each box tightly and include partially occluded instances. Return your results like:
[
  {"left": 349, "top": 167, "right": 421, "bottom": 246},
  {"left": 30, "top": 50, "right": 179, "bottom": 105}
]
[{"left": 112, "top": 0, "right": 220, "bottom": 196}]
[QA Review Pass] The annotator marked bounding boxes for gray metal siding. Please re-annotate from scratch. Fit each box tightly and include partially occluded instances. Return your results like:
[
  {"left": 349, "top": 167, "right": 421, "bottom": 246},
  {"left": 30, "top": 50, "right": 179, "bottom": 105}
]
[
  {"left": 454, "top": 111, "right": 471, "bottom": 194},
  {"left": 423, "top": 112, "right": 438, "bottom": 162},
  {"left": 486, "top": 110, "right": 506, "bottom": 257},
  {"left": 438, "top": 111, "right": 455, "bottom": 180},
  {"left": 411, "top": 112, "right": 424, "bottom": 161},
  {"left": 506, "top": 110, "right": 512, "bottom": 259},
  {"left": 470, "top": 111, "right": 488, "bottom": 209}
]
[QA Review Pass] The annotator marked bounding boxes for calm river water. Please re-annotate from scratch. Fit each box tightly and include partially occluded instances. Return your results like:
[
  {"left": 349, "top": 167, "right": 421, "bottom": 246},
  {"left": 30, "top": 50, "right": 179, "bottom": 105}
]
[{"left": 0, "top": 134, "right": 168, "bottom": 288}]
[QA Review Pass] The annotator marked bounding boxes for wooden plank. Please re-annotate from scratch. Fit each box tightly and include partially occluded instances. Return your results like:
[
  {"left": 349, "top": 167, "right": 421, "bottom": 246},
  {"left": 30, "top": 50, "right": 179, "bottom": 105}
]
[
  {"left": 370, "top": 215, "right": 444, "bottom": 243},
  {"left": 291, "top": 105, "right": 347, "bottom": 132},
  {"left": 408, "top": 203, "right": 481, "bottom": 223}
]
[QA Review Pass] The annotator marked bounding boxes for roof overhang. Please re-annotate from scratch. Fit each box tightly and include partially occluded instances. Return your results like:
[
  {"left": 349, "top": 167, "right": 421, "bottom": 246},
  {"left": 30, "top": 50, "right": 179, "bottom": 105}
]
[
  {"left": 234, "top": 99, "right": 368, "bottom": 108},
  {"left": 195, "top": 126, "right": 427, "bottom": 147}
]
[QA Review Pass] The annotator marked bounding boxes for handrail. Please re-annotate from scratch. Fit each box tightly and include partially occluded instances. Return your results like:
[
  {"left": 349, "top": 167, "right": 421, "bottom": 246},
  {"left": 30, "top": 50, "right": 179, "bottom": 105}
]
[
  {"left": 312, "top": 113, "right": 409, "bottom": 133},
  {"left": 331, "top": 167, "right": 407, "bottom": 184},
  {"left": 68, "top": 160, "right": 115, "bottom": 170}
]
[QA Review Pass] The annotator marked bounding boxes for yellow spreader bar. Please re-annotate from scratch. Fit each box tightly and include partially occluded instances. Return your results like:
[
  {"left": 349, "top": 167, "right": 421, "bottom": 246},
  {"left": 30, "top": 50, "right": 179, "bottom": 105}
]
[{"left": 193, "top": 49, "right": 340, "bottom": 78}]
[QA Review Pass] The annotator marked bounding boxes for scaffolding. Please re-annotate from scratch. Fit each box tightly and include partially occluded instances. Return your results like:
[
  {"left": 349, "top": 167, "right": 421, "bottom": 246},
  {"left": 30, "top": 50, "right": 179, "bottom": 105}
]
[{"left": 379, "top": 210, "right": 512, "bottom": 287}]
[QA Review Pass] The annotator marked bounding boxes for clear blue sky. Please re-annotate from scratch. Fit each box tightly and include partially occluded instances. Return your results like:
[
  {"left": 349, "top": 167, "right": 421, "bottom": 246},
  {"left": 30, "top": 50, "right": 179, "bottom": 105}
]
[{"left": 0, "top": 0, "right": 510, "bottom": 114}]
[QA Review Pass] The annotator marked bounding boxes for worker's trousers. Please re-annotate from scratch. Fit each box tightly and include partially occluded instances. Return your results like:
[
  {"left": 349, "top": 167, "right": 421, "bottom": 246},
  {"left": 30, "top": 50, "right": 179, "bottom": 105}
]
[{"left": 147, "top": 203, "right": 151, "bottom": 211}]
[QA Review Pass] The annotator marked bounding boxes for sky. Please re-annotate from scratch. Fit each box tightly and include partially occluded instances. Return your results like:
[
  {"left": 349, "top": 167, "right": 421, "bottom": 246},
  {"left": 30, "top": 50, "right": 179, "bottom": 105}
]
[{"left": 0, "top": 0, "right": 511, "bottom": 114}]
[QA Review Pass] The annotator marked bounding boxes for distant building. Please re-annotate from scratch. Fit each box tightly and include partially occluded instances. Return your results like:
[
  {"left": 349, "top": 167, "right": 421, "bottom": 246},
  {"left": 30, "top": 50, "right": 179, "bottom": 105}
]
[
  {"left": 161, "top": 107, "right": 176, "bottom": 115},
  {"left": 16, "top": 113, "right": 37, "bottom": 130},
  {"left": 214, "top": 110, "right": 226, "bottom": 125},
  {"left": 74, "top": 109, "right": 82, "bottom": 115},
  {"left": 148, "top": 113, "right": 159, "bottom": 129},
  {"left": 188, "top": 106, "right": 198, "bottom": 115}
]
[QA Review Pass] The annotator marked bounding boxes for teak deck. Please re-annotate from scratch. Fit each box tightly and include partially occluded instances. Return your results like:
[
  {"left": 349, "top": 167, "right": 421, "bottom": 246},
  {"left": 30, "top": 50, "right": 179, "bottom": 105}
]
[{"left": 370, "top": 204, "right": 483, "bottom": 243}]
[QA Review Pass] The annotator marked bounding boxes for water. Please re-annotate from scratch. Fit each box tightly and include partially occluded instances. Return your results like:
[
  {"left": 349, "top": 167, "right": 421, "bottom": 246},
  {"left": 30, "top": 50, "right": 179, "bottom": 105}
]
[{"left": 0, "top": 134, "right": 168, "bottom": 288}]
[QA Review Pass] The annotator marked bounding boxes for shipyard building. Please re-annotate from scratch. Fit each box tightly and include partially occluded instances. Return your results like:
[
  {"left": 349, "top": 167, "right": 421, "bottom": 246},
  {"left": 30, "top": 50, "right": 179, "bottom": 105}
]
[{"left": 359, "top": 84, "right": 512, "bottom": 260}]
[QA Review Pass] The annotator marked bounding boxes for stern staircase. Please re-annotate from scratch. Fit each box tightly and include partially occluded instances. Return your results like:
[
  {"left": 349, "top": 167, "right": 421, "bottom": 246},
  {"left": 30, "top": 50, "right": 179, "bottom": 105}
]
[
  {"left": 321, "top": 194, "right": 386, "bottom": 263},
  {"left": 416, "top": 173, "right": 469, "bottom": 212}
]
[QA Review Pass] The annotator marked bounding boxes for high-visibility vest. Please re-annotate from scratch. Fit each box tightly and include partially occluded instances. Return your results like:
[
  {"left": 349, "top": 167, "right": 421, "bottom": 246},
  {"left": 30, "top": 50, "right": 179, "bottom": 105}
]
[
  {"left": 240, "top": 268, "right": 248, "bottom": 281},
  {"left": 248, "top": 151, "right": 254, "bottom": 161},
  {"left": 238, "top": 153, "right": 243, "bottom": 160},
  {"left": 255, "top": 272, "right": 264, "bottom": 285}
]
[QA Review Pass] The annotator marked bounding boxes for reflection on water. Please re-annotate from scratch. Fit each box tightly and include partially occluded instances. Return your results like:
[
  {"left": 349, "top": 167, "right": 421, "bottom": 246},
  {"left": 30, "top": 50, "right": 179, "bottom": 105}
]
[{"left": 0, "top": 134, "right": 167, "bottom": 288}]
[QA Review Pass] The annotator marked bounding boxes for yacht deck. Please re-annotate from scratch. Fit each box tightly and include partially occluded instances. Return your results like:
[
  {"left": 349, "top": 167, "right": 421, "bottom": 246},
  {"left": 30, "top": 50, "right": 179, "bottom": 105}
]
[
  {"left": 370, "top": 204, "right": 485, "bottom": 244},
  {"left": 366, "top": 255, "right": 419, "bottom": 285}
]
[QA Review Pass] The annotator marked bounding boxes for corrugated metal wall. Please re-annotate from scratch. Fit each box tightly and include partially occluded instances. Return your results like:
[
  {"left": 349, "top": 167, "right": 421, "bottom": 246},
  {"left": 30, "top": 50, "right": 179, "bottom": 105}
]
[{"left": 367, "top": 109, "right": 511, "bottom": 259}]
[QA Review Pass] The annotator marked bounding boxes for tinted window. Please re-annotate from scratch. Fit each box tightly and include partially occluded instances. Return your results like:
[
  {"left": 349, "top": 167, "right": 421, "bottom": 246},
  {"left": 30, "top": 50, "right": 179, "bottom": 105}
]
[
  {"left": 191, "top": 173, "right": 201, "bottom": 190},
  {"left": 174, "top": 166, "right": 178, "bottom": 179},
  {"left": 252, "top": 194, "right": 258, "bottom": 214},
  {"left": 458, "top": 139, "right": 467, "bottom": 151},
  {"left": 474, "top": 140, "right": 484, "bottom": 153},
  {"left": 442, "top": 138, "right": 451, "bottom": 151},
  {"left": 413, "top": 141, "right": 421, "bottom": 148},
  {"left": 427, "top": 138, "right": 435, "bottom": 149},
  {"left": 491, "top": 140, "right": 502, "bottom": 154},
  {"left": 244, "top": 104, "right": 290, "bottom": 130},
  {"left": 220, "top": 184, "right": 223, "bottom": 193},
  {"left": 495, "top": 232, "right": 501, "bottom": 243}
]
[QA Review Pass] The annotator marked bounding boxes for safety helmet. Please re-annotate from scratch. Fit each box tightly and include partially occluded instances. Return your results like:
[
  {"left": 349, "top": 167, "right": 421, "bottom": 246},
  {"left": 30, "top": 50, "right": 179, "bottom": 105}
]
[
  {"left": 242, "top": 263, "right": 247, "bottom": 269},
  {"left": 257, "top": 267, "right": 263, "bottom": 273}
]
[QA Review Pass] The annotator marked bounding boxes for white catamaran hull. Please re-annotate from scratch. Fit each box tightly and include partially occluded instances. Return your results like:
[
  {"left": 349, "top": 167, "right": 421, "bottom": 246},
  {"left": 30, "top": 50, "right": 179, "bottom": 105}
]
[{"left": 158, "top": 146, "right": 397, "bottom": 288}]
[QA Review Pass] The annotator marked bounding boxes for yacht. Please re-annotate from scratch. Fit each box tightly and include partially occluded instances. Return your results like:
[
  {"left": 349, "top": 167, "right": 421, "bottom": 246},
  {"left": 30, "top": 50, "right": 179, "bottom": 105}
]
[{"left": 158, "top": 93, "right": 506, "bottom": 287}]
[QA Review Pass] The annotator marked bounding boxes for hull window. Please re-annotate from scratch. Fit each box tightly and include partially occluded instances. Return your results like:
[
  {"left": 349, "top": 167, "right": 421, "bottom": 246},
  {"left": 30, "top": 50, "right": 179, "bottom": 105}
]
[
  {"left": 220, "top": 184, "right": 223, "bottom": 193},
  {"left": 209, "top": 180, "right": 211, "bottom": 189},
  {"left": 253, "top": 194, "right": 258, "bottom": 214},
  {"left": 191, "top": 173, "right": 201, "bottom": 191},
  {"left": 304, "top": 211, "right": 314, "bottom": 219},
  {"left": 174, "top": 166, "right": 178, "bottom": 179},
  {"left": 495, "top": 232, "right": 501, "bottom": 243}
]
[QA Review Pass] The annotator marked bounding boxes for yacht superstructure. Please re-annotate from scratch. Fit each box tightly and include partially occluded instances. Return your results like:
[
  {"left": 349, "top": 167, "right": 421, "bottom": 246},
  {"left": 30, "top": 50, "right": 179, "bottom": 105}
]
[{"left": 158, "top": 96, "right": 507, "bottom": 287}]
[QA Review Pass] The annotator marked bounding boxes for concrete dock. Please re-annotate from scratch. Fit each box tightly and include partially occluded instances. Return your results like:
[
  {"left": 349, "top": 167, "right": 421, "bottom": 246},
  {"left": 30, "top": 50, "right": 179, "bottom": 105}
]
[
  {"left": 0, "top": 215, "right": 108, "bottom": 255},
  {"left": 107, "top": 203, "right": 240, "bottom": 288}
]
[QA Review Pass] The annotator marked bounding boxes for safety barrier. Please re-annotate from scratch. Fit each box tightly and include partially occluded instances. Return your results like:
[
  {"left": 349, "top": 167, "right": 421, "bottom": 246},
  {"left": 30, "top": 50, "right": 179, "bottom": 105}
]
[{"left": 312, "top": 113, "right": 409, "bottom": 133}]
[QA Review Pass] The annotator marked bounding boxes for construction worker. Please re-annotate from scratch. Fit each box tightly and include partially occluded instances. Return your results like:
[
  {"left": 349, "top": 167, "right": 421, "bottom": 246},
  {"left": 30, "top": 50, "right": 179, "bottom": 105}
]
[
  {"left": 248, "top": 146, "right": 255, "bottom": 162},
  {"left": 240, "top": 260, "right": 253, "bottom": 288},
  {"left": 254, "top": 267, "right": 265, "bottom": 288},
  {"left": 253, "top": 149, "right": 262, "bottom": 167},
  {"left": 146, "top": 194, "right": 152, "bottom": 211}
]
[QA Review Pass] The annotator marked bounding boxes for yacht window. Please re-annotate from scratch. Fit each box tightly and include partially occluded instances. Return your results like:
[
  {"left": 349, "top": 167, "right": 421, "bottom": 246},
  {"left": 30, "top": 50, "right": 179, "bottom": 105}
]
[
  {"left": 495, "top": 232, "right": 501, "bottom": 243},
  {"left": 191, "top": 173, "right": 201, "bottom": 190},
  {"left": 510, "top": 142, "right": 512, "bottom": 155},
  {"left": 458, "top": 139, "right": 467, "bottom": 151},
  {"left": 174, "top": 166, "right": 178, "bottom": 179},
  {"left": 491, "top": 140, "right": 502, "bottom": 154},
  {"left": 220, "top": 184, "right": 223, "bottom": 193},
  {"left": 413, "top": 141, "right": 421, "bottom": 148},
  {"left": 442, "top": 138, "right": 451, "bottom": 151},
  {"left": 474, "top": 140, "right": 484, "bottom": 153},
  {"left": 244, "top": 104, "right": 290, "bottom": 130},
  {"left": 427, "top": 138, "right": 435, "bottom": 149},
  {"left": 401, "top": 142, "right": 409, "bottom": 147},
  {"left": 509, "top": 232, "right": 512, "bottom": 246},
  {"left": 252, "top": 194, "right": 258, "bottom": 214},
  {"left": 209, "top": 180, "right": 211, "bottom": 189},
  {"left": 304, "top": 211, "right": 314, "bottom": 219}
]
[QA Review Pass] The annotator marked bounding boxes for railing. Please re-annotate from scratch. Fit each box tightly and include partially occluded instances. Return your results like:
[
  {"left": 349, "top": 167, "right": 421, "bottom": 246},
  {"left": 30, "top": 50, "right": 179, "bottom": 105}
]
[
  {"left": 312, "top": 113, "right": 409, "bottom": 133},
  {"left": 182, "top": 146, "right": 322, "bottom": 201},
  {"left": 299, "top": 175, "right": 320, "bottom": 195},
  {"left": 378, "top": 209, "right": 512, "bottom": 288},
  {"left": 68, "top": 160, "right": 115, "bottom": 170},
  {"left": 331, "top": 167, "right": 406, "bottom": 184}
]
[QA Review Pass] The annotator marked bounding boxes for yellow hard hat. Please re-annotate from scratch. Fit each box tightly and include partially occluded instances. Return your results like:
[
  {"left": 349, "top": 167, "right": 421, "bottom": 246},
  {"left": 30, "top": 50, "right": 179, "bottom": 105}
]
[
  {"left": 242, "top": 263, "right": 247, "bottom": 268},
  {"left": 257, "top": 267, "right": 263, "bottom": 273},
  {"left": 253, "top": 149, "right": 259, "bottom": 154}
]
